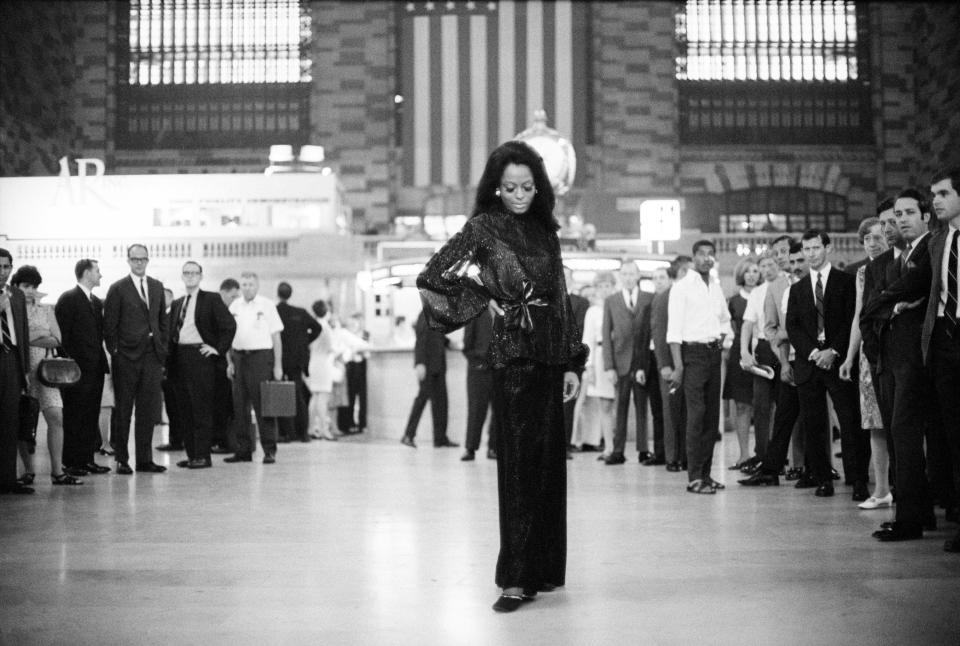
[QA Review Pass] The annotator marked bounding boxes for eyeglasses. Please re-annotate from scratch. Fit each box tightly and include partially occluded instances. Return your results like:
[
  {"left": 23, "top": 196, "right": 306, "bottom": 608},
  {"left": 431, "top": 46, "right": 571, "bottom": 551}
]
[
  {"left": 128, "top": 257, "right": 149, "bottom": 263},
  {"left": 182, "top": 271, "right": 201, "bottom": 276}
]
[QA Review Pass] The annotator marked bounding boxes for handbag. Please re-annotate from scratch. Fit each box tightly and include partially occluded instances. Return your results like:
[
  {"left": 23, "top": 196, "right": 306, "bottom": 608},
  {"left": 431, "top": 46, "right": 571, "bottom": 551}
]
[
  {"left": 19, "top": 394, "right": 40, "bottom": 443},
  {"left": 37, "top": 347, "right": 82, "bottom": 388}
]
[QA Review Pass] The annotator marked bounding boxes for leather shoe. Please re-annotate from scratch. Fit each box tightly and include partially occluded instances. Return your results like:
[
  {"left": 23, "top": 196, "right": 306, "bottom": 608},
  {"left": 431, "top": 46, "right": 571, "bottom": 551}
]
[
  {"left": 851, "top": 481, "right": 870, "bottom": 502},
  {"left": 784, "top": 467, "right": 804, "bottom": 481},
  {"left": 486, "top": 449, "right": 497, "bottom": 460},
  {"left": 642, "top": 456, "right": 666, "bottom": 466},
  {"left": 188, "top": 458, "right": 212, "bottom": 469},
  {"left": 814, "top": 483, "right": 835, "bottom": 497},
  {"left": 604, "top": 453, "right": 626, "bottom": 465},
  {"left": 0, "top": 483, "right": 35, "bottom": 494},
  {"left": 136, "top": 462, "right": 167, "bottom": 473},
  {"left": 435, "top": 439, "right": 459, "bottom": 448},
  {"left": 262, "top": 454, "right": 276, "bottom": 464},
  {"left": 62, "top": 465, "right": 89, "bottom": 477},
  {"left": 116, "top": 462, "right": 134, "bottom": 475},
  {"left": 155, "top": 443, "right": 183, "bottom": 451},
  {"left": 84, "top": 462, "right": 111, "bottom": 474},
  {"left": 224, "top": 454, "right": 253, "bottom": 463},
  {"left": 461, "top": 450, "right": 476, "bottom": 461},
  {"left": 794, "top": 473, "right": 818, "bottom": 489},
  {"left": 881, "top": 517, "right": 937, "bottom": 532},
  {"left": 666, "top": 461, "right": 682, "bottom": 472},
  {"left": 873, "top": 522, "right": 923, "bottom": 541},
  {"left": 637, "top": 451, "right": 654, "bottom": 462},
  {"left": 492, "top": 595, "right": 525, "bottom": 613},
  {"left": 738, "top": 472, "right": 780, "bottom": 487},
  {"left": 176, "top": 459, "right": 191, "bottom": 468},
  {"left": 400, "top": 436, "right": 416, "bottom": 448}
]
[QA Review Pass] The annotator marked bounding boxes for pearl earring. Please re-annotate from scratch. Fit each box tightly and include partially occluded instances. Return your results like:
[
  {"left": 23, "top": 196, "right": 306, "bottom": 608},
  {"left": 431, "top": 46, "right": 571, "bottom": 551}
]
[{"left": 495, "top": 189, "right": 500, "bottom": 197}]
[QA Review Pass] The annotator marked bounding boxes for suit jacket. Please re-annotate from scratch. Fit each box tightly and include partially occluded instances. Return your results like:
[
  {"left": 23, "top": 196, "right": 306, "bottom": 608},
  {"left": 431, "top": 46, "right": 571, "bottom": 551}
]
[
  {"left": 845, "top": 257, "right": 869, "bottom": 275},
  {"left": 921, "top": 227, "right": 955, "bottom": 364},
  {"left": 2, "top": 284, "right": 30, "bottom": 388},
  {"left": 276, "top": 301, "right": 321, "bottom": 372},
  {"left": 462, "top": 310, "right": 494, "bottom": 366},
  {"left": 602, "top": 290, "right": 652, "bottom": 376},
  {"left": 569, "top": 293, "right": 589, "bottom": 342},
  {"left": 862, "top": 235, "right": 932, "bottom": 371},
  {"left": 54, "top": 285, "right": 109, "bottom": 376},
  {"left": 786, "top": 267, "right": 856, "bottom": 385},
  {"left": 414, "top": 311, "right": 448, "bottom": 375},
  {"left": 103, "top": 275, "right": 168, "bottom": 362},
  {"left": 168, "top": 289, "right": 237, "bottom": 359},
  {"left": 650, "top": 288, "right": 672, "bottom": 370}
]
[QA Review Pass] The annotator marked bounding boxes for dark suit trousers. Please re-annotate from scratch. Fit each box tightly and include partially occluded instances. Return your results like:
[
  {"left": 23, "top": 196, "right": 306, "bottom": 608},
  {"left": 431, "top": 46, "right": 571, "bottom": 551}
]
[
  {"left": 212, "top": 363, "right": 234, "bottom": 449},
  {"left": 231, "top": 350, "right": 276, "bottom": 456},
  {"left": 931, "top": 320, "right": 960, "bottom": 512},
  {"left": 162, "top": 377, "right": 183, "bottom": 447},
  {"left": 279, "top": 363, "right": 310, "bottom": 440},
  {"left": 465, "top": 363, "right": 498, "bottom": 451},
  {"left": 403, "top": 372, "right": 448, "bottom": 444},
  {"left": 62, "top": 366, "right": 105, "bottom": 468},
  {"left": 660, "top": 374, "right": 686, "bottom": 464},
  {"left": 339, "top": 360, "right": 367, "bottom": 430},
  {"left": 681, "top": 343, "right": 722, "bottom": 482},
  {"left": 760, "top": 373, "right": 800, "bottom": 474},
  {"left": 0, "top": 350, "right": 23, "bottom": 488},
  {"left": 796, "top": 366, "right": 863, "bottom": 485},
  {"left": 112, "top": 351, "right": 163, "bottom": 466},
  {"left": 751, "top": 339, "right": 780, "bottom": 458},
  {"left": 612, "top": 374, "right": 655, "bottom": 457},
  {"left": 172, "top": 346, "right": 216, "bottom": 461},
  {"left": 646, "top": 354, "right": 665, "bottom": 459},
  {"left": 870, "top": 361, "right": 896, "bottom": 490}
]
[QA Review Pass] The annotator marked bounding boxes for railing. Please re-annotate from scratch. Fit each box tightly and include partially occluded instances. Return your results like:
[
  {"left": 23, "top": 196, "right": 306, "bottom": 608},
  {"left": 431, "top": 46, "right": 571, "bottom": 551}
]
[{"left": 9, "top": 237, "right": 293, "bottom": 262}]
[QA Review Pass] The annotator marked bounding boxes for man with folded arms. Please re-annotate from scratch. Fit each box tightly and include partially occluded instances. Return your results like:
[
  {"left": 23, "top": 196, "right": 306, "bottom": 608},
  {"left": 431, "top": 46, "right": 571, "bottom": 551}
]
[{"left": 167, "top": 262, "right": 235, "bottom": 469}]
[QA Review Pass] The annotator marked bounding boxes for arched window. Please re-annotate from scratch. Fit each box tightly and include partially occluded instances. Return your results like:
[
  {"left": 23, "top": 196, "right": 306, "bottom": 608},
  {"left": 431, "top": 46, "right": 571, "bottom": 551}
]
[{"left": 720, "top": 187, "right": 848, "bottom": 233}]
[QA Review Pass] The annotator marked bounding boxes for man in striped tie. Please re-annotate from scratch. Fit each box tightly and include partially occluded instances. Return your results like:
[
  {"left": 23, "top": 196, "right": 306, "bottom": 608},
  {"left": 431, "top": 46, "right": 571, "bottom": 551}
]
[
  {"left": 0, "top": 248, "right": 32, "bottom": 494},
  {"left": 924, "top": 167, "right": 960, "bottom": 552}
]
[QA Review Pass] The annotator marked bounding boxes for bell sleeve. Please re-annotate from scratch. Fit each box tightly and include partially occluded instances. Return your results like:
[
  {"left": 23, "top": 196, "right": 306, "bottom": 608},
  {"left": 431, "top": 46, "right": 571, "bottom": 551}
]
[{"left": 416, "top": 220, "right": 491, "bottom": 334}]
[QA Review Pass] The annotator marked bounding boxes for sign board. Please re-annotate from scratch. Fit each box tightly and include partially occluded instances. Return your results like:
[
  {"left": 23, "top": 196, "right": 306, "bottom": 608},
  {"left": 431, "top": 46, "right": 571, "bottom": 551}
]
[{"left": 639, "top": 200, "right": 682, "bottom": 242}]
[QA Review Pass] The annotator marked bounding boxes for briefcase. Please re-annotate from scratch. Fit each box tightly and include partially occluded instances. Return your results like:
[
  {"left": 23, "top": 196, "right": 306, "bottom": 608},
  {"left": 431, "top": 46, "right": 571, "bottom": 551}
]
[{"left": 260, "top": 380, "right": 296, "bottom": 417}]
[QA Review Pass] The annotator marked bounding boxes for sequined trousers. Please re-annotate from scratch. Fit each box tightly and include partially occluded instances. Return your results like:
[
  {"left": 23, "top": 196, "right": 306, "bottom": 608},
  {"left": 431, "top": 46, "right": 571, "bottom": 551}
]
[{"left": 492, "top": 360, "right": 566, "bottom": 590}]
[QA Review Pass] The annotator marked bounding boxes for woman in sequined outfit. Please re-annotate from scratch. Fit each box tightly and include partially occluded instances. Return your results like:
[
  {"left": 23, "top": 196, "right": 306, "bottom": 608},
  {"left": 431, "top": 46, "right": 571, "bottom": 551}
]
[{"left": 417, "top": 141, "right": 587, "bottom": 613}]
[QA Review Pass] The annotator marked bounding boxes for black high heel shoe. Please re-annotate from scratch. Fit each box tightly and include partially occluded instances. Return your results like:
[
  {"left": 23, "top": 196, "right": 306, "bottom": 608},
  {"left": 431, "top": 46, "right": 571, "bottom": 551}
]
[{"left": 492, "top": 595, "right": 525, "bottom": 613}]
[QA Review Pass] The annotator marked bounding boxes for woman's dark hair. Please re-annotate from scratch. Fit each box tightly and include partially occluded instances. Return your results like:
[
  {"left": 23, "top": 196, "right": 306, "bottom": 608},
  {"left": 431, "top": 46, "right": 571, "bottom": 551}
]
[
  {"left": 11, "top": 264, "right": 42, "bottom": 288},
  {"left": 471, "top": 140, "right": 558, "bottom": 230},
  {"left": 311, "top": 299, "right": 328, "bottom": 319}
]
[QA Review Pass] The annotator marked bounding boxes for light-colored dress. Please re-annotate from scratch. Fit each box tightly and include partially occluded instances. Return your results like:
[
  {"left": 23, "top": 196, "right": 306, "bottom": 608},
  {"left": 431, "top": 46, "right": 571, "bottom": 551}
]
[
  {"left": 581, "top": 305, "right": 615, "bottom": 399},
  {"left": 306, "top": 318, "right": 344, "bottom": 394},
  {"left": 856, "top": 266, "right": 882, "bottom": 429},
  {"left": 25, "top": 301, "right": 63, "bottom": 410}
]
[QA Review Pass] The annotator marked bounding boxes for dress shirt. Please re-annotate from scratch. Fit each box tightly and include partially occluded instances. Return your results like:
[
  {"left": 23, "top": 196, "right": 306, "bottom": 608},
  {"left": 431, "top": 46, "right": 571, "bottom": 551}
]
[
  {"left": 129, "top": 273, "right": 149, "bottom": 304},
  {"left": 780, "top": 285, "right": 796, "bottom": 361},
  {"left": 940, "top": 225, "right": 960, "bottom": 317},
  {"left": 621, "top": 287, "right": 639, "bottom": 310},
  {"left": 666, "top": 270, "right": 732, "bottom": 344},
  {"left": 78, "top": 283, "right": 94, "bottom": 301},
  {"left": 762, "top": 272, "right": 791, "bottom": 345},
  {"left": 229, "top": 294, "right": 284, "bottom": 350},
  {"left": 743, "top": 281, "right": 770, "bottom": 351},
  {"left": 808, "top": 263, "right": 833, "bottom": 345},
  {"left": 177, "top": 289, "right": 203, "bottom": 345},
  {"left": 1, "top": 285, "right": 18, "bottom": 346}
]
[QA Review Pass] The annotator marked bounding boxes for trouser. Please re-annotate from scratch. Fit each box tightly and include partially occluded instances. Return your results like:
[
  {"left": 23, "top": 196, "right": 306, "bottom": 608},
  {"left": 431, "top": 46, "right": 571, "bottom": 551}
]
[
  {"left": 465, "top": 363, "right": 498, "bottom": 452},
  {"left": 112, "top": 352, "right": 163, "bottom": 466},
  {"left": 279, "top": 365, "right": 310, "bottom": 440},
  {"left": 171, "top": 345, "right": 217, "bottom": 462},
  {"left": 796, "top": 366, "right": 864, "bottom": 485},
  {"left": 61, "top": 365, "right": 104, "bottom": 468},
  {"left": 611, "top": 373, "right": 656, "bottom": 457},
  {"left": 659, "top": 369, "right": 686, "bottom": 464},
  {"left": 646, "top": 354, "right": 665, "bottom": 459},
  {"left": 930, "top": 319, "right": 960, "bottom": 513},
  {"left": 682, "top": 342, "right": 722, "bottom": 482},
  {"left": 751, "top": 339, "right": 780, "bottom": 458},
  {"left": 403, "top": 372, "right": 448, "bottom": 445},
  {"left": 870, "top": 361, "right": 896, "bottom": 490},
  {"left": 212, "top": 363, "right": 234, "bottom": 449},
  {"left": 231, "top": 350, "right": 276, "bottom": 457},
  {"left": 344, "top": 360, "right": 367, "bottom": 430},
  {"left": 760, "top": 368, "right": 801, "bottom": 474},
  {"left": 0, "top": 350, "right": 23, "bottom": 488},
  {"left": 162, "top": 377, "right": 183, "bottom": 447}
]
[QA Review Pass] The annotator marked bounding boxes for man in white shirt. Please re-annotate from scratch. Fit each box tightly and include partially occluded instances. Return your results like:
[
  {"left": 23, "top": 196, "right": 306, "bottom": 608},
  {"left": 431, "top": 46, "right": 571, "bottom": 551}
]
[
  {"left": 667, "top": 240, "right": 732, "bottom": 493},
  {"left": 225, "top": 272, "right": 284, "bottom": 464}
]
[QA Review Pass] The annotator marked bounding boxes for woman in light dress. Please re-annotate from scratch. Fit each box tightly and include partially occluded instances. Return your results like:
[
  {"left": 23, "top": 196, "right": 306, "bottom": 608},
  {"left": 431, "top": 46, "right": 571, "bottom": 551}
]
[
  {"left": 839, "top": 217, "right": 890, "bottom": 509},
  {"left": 577, "top": 271, "right": 618, "bottom": 458},
  {"left": 306, "top": 300, "right": 344, "bottom": 441},
  {"left": 11, "top": 266, "right": 79, "bottom": 485}
]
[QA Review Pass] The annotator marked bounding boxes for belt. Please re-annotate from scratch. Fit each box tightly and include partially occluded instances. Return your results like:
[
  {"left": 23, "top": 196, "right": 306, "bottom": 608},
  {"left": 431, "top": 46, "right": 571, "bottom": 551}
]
[
  {"left": 682, "top": 339, "right": 721, "bottom": 350},
  {"left": 233, "top": 348, "right": 271, "bottom": 354}
]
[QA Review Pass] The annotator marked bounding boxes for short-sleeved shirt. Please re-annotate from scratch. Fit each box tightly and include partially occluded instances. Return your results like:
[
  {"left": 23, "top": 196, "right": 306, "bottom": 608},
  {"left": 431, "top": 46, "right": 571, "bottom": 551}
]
[
  {"left": 743, "top": 281, "right": 770, "bottom": 350},
  {"left": 229, "top": 294, "right": 283, "bottom": 350}
]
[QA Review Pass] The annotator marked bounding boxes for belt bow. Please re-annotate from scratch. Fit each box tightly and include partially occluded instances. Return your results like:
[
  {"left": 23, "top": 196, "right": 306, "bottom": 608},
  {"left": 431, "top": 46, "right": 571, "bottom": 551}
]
[{"left": 502, "top": 280, "right": 549, "bottom": 333}]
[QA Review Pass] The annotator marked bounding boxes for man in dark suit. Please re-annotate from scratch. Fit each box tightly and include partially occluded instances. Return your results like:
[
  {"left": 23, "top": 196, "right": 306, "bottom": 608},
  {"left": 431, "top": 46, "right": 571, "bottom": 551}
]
[
  {"left": 103, "top": 243, "right": 169, "bottom": 474},
  {"left": 923, "top": 168, "right": 960, "bottom": 552},
  {"left": 167, "top": 261, "right": 236, "bottom": 469},
  {"left": 461, "top": 310, "right": 499, "bottom": 461},
  {"left": 55, "top": 259, "right": 111, "bottom": 477},
  {"left": 275, "top": 282, "right": 320, "bottom": 443},
  {"left": 786, "top": 230, "right": 864, "bottom": 498},
  {"left": 602, "top": 260, "right": 655, "bottom": 465},
  {"left": 653, "top": 258, "right": 690, "bottom": 471},
  {"left": 562, "top": 267, "right": 589, "bottom": 456},
  {"left": 861, "top": 189, "right": 937, "bottom": 541},
  {"left": 211, "top": 278, "right": 240, "bottom": 453},
  {"left": 0, "top": 248, "right": 33, "bottom": 494},
  {"left": 401, "top": 310, "right": 457, "bottom": 449}
]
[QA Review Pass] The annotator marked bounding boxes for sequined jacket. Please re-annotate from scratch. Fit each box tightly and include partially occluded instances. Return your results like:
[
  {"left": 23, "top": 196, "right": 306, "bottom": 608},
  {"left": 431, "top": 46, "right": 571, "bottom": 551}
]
[{"left": 416, "top": 207, "right": 588, "bottom": 371}]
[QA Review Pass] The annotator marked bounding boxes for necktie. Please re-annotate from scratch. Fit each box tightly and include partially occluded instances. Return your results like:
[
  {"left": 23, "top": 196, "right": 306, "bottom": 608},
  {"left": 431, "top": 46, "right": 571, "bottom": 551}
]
[
  {"left": 946, "top": 229, "right": 958, "bottom": 330},
  {"left": 0, "top": 297, "right": 12, "bottom": 353},
  {"left": 139, "top": 278, "right": 148, "bottom": 305},
  {"left": 173, "top": 294, "right": 190, "bottom": 343},
  {"left": 900, "top": 242, "right": 912, "bottom": 273},
  {"left": 815, "top": 272, "right": 825, "bottom": 340},
  {"left": 628, "top": 291, "right": 634, "bottom": 310}
]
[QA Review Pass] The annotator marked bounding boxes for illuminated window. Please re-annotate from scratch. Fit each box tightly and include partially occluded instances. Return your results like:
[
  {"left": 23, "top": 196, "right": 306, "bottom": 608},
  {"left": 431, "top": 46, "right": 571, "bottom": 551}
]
[
  {"left": 116, "top": 0, "right": 312, "bottom": 149},
  {"left": 676, "top": 1, "right": 871, "bottom": 145},
  {"left": 720, "top": 187, "right": 848, "bottom": 233}
]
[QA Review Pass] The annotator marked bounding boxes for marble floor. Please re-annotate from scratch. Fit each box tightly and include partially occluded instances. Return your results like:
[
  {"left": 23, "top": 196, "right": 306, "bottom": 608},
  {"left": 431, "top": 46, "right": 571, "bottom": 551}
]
[{"left": 2, "top": 426, "right": 959, "bottom": 646}]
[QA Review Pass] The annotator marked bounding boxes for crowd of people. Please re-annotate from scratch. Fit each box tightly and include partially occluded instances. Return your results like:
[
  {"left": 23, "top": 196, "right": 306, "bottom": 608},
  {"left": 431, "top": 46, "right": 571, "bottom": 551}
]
[{"left": 0, "top": 248, "right": 370, "bottom": 491}]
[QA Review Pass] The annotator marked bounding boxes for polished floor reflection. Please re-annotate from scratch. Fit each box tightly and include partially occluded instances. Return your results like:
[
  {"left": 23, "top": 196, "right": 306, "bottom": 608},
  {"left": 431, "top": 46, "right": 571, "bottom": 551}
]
[{"left": 2, "top": 428, "right": 959, "bottom": 646}]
